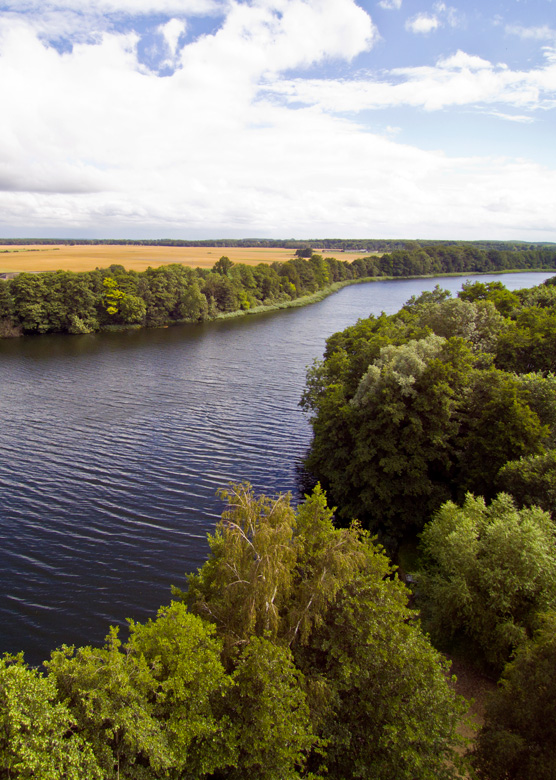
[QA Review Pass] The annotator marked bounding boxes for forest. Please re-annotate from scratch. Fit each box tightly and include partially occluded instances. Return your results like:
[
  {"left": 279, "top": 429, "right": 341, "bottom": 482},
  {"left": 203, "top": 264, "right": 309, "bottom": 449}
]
[
  {"left": 2, "top": 276, "right": 556, "bottom": 779},
  {"left": 1, "top": 242, "right": 556, "bottom": 338},
  {"left": 301, "top": 274, "right": 556, "bottom": 778}
]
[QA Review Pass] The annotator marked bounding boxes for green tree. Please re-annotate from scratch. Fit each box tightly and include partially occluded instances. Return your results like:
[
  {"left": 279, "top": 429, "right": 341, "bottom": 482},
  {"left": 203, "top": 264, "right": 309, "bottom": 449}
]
[
  {"left": 217, "top": 637, "right": 316, "bottom": 780},
  {"left": 473, "top": 612, "right": 556, "bottom": 780},
  {"left": 495, "top": 306, "right": 556, "bottom": 375},
  {"left": 119, "top": 293, "right": 147, "bottom": 325},
  {"left": 180, "top": 484, "right": 468, "bottom": 779},
  {"left": 47, "top": 628, "right": 169, "bottom": 779},
  {"left": 303, "top": 334, "right": 476, "bottom": 540},
  {"left": 10, "top": 273, "right": 50, "bottom": 333},
  {"left": 0, "top": 654, "right": 102, "bottom": 779},
  {"left": 496, "top": 450, "right": 556, "bottom": 517},
  {"left": 455, "top": 368, "right": 548, "bottom": 499},
  {"left": 47, "top": 603, "right": 234, "bottom": 779},
  {"left": 212, "top": 256, "right": 234, "bottom": 276},
  {"left": 418, "top": 493, "right": 556, "bottom": 670}
]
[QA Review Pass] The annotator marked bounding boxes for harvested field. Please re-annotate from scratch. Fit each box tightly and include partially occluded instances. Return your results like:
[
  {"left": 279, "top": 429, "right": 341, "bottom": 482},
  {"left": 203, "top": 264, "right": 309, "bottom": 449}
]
[{"left": 0, "top": 244, "right": 370, "bottom": 274}]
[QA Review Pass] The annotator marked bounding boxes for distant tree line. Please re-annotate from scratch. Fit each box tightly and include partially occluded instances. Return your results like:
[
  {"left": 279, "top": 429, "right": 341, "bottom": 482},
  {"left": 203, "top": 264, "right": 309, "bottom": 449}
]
[
  {"left": 2, "top": 245, "right": 556, "bottom": 338},
  {"left": 1, "top": 237, "right": 555, "bottom": 252},
  {"left": 0, "top": 238, "right": 556, "bottom": 252}
]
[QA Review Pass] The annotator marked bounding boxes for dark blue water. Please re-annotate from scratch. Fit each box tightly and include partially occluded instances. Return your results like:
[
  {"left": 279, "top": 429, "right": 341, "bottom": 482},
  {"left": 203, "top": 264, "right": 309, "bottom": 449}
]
[{"left": 0, "top": 272, "right": 552, "bottom": 664}]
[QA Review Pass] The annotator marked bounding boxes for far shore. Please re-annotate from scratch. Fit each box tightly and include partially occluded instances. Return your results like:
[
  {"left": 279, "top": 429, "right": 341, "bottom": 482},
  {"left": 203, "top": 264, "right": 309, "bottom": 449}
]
[{"left": 0, "top": 244, "right": 371, "bottom": 275}]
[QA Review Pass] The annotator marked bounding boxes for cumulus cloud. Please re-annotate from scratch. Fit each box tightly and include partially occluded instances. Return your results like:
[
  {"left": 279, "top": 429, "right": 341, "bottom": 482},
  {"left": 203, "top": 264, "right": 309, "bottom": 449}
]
[
  {"left": 405, "top": 13, "right": 439, "bottom": 35},
  {"left": 405, "top": 2, "right": 461, "bottom": 35},
  {"left": 0, "top": 0, "right": 554, "bottom": 240},
  {"left": 0, "top": 1, "right": 377, "bottom": 201}
]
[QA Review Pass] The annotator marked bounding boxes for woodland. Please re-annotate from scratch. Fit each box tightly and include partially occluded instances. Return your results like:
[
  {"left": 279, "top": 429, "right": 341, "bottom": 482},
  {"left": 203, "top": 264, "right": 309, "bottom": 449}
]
[{"left": 1, "top": 242, "right": 556, "bottom": 337}]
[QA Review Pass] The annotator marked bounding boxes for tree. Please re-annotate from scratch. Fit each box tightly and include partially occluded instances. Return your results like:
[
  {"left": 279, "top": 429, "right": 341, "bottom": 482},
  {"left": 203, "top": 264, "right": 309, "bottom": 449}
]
[
  {"left": 454, "top": 368, "right": 548, "bottom": 500},
  {"left": 47, "top": 603, "right": 234, "bottom": 779},
  {"left": 303, "top": 334, "right": 476, "bottom": 540},
  {"left": 10, "top": 273, "right": 50, "bottom": 333},
  {"left": 418, "top": 493, "right": 556, "bottom": 670},
  {"left": 179, "top": 483, "right": 468, "bottom": 779},
  {"left": 473, "top": 612, "right": 556, "bottom": 780},
  {"left": 408, "top": 294, "right": 506, "bottom": 354},
  {"left": 496, "top": 450, "right": 556, "bottom": 517},
  {"left": 0, "top": 654, "right": 102, "bottom": 779},
  {"left": 217, "top": 637, "right": 316, "bottom": 780},
  {"left": 212, "top": 256, "right": 234, "bottom": 276}
]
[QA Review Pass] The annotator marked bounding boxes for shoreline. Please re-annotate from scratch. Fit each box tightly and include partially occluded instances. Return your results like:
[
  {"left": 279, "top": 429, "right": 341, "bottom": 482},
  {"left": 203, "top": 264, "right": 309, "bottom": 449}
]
[{"left": 2, "top": 267, "right": 554, "bottom": 339}]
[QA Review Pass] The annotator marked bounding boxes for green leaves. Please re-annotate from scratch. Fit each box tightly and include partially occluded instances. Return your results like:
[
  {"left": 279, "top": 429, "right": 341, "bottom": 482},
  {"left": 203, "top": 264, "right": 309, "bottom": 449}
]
[
  {"left": 0, "top": 654, "right": 103, "bottom": 779},
  {"left": 473, "top": 612, "right": 556, "bottom": 780},
  {"left": 418, "top": 494, "right": 556, "bottom": 669},
  {"left": 302, "top": 279, "right": 556, "bottom": 543},
  {"left": 180, "top": 483, "right": 468, "bottom": 780}
]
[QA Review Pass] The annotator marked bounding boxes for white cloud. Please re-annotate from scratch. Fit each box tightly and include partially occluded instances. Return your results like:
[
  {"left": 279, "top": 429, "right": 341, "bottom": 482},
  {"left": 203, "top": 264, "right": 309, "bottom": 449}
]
[
  {"left": 506, "top": 24, "right": 556, "bottom": 42},
  {"left": 405, "top": 3, "right": 461, "bottom": 35},
  {"left": 378, "top": 0, "right": 402, "bottom": 10},
  {"left": 405, "top": 13, "right": 439, "bottom": 34},
  {"left": 1, "top": 0, "right": 218, "bottom": 15},
  {"left": 486, "top": 110, "right": 535, "bottom": 124},
  {"left": 160, "top": 18, "right": 187, "bottom": 56},
  {"left": 267, "top": 48, "right": 556, "bottom": 113}
]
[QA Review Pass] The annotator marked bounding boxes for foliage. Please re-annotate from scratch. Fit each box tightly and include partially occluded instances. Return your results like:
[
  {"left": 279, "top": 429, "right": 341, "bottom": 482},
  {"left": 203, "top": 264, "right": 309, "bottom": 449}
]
[
  {"left": 496, "top": 449, "right": 556, "bottom": 517},
  {"left": 473, "top": 612, "right": 556, "bottom": 780},
  {"left": 454, "top": 368, "right": 548, "bottom": 500},
  {"left": 418, "top": 493, "right": 556, "bottom": 670},
  {"left": 217, "top": 637, "right": 316, "bottom": 780},
  {"left": 302, "top": 280, "right": 556, "bottom": 542},
  {"left": 180, "top": 483, "right": 468, "bottom": 780},
  {"left": 0, "top": 653, "right": 102, "bottom": 779},
  {"left": 47, "top": 604, "right": 233, "bottom": 779}
]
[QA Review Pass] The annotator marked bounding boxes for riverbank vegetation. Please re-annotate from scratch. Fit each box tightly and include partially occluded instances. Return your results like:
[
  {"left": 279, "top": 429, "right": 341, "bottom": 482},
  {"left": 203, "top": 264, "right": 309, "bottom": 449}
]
[
  {"left": 1, "top": 242, "right": 556, "bottom": 338},
  {"left": 301, "top": 274, "right": 556, "bottom": 777},
  {"left": 0, "top": 484, "right": 469, "bottom": 779}
]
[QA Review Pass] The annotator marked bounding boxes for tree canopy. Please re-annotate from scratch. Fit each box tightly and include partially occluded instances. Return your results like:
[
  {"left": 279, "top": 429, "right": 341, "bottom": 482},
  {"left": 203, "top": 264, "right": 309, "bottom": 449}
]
[
  {"left": 179, "top": 483, "right": 468, "bottom": 780},
  {"left": 473, "top": 612, "right": 556, "bottom": 780},
  {"left": 302, "top": 280, "right": 556, "bottom": 544},
  {"left": 418, "top": 493, "right": 556, "bottom": 670}
]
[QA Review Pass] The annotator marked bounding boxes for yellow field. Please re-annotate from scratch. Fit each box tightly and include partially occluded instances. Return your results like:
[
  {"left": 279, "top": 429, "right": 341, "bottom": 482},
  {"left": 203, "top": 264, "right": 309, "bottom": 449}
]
[{"left": 0, "top": 244, "right": 368, "bottom": 274}]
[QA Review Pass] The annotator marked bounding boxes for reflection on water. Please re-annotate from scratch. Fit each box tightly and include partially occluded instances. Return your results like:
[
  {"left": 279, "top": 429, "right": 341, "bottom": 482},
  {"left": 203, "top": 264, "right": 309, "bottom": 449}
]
[{"left": 0, "top": 272, "right": 552, "bottom": 664}]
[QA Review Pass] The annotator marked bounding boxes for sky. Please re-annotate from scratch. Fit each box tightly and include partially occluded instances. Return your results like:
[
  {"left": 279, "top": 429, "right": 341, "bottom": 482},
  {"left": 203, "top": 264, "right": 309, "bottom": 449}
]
[{"left": 0, "top": 0, "right": 555, "bottom": 241}]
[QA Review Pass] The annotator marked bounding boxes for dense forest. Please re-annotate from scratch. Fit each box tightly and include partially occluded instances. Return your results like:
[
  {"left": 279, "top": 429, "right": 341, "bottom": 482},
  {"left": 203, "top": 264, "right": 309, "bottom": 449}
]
[
  {"left": 2, "top": 276, "right": 556, "bottom": 778},
  {"left": 301, "top": 275, "right": 556, "bottom": 778},
  {"left": 1, "top": 243, "right": 556, "bottom": 338}
]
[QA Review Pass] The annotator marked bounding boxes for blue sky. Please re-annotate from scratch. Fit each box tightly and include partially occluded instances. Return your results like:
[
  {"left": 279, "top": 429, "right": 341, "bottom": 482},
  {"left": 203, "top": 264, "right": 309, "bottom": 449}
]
[{"left": 0, "top": 0, "right": 554, "bottom": 240}]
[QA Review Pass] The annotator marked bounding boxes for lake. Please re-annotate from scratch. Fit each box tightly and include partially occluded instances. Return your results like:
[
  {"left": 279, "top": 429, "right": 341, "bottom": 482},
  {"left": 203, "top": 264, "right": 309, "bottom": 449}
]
[{"left": 0, "top": 271, "right": 552, "bottom": 664}]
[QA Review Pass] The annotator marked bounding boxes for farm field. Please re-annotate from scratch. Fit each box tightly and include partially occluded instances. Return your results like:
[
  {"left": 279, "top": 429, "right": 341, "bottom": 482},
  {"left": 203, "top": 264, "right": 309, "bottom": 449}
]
[{"left": 0, "top": 244, "right": 369, "bottom": 273}]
